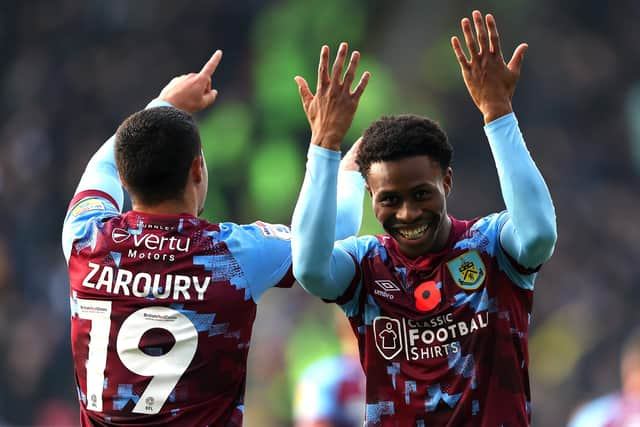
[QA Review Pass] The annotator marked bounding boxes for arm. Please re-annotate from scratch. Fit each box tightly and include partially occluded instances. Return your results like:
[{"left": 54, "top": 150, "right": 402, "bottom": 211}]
[
  {"left": 292, "top": 43, "right": 370, "bottom": 299},
  {"left": 451, "top": 11, "right": 556, "bottom": 268},
  {"left": 293, "top": 145, "right": 358, "bottom": 299},
  {"left": 335, "top": 138, "right": 365, "bottom": 239},
  {"left": 62, "top": 51, "right": 223, "bottom": 261},
  {"left": 485, "top": 114, "right": 556, "bottom": 267}
]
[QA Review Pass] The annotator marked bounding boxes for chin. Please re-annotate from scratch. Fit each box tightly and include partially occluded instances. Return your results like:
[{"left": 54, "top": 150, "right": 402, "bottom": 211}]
[{"left": 389, "top": 229, "right": 434, "bottom": 258}]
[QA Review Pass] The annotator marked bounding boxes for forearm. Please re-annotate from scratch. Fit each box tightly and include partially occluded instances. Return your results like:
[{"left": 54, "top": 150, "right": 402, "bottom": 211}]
[
  {"left": 292, "top": 145, "right": 354, "bottom": 299},
  {"left": 335, "top": 170, "right": 365, "bottom": 239},
  {"left": 485, "top": 113, "right": 557, "bottom": 267}
]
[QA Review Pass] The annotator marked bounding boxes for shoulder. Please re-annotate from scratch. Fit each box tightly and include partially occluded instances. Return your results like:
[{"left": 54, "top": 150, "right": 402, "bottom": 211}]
[
  {"left": 217, "top": 221, "right": 291, "bottom": 242},
  {"left": 336, "top": 234, "right": 384, "bottom": 262},
  {"left": 453, "top": 212, "right": 508, "bottom": 255},
  {"left": 215, "top": 221, "right": 293, "bottom": 295},
  {"left": 62, "top": 193, "right": 121, "bottom": 262},
  {"left": 204, "top": 221, "right": 292, "bottom": 260}
]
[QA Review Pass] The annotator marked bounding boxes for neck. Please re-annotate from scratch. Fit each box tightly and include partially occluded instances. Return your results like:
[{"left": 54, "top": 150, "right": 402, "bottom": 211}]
[
  {"left": 132, "top": 199, "right": 197, "bottom": 217},
  {"left": 432, "top": 214, "right": 452, "bottom": 252}
]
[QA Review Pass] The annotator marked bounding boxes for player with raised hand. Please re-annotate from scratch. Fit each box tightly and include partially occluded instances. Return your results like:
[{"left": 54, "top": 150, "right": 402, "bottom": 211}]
[
  {"left": 62, "top": 49, "right": 365, "bottom": 426},
  {"left": 292, "top": 11, "right": 556, "bottom": 425}
]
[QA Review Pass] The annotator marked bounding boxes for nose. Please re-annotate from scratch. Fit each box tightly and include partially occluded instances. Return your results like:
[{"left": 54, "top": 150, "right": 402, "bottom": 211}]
[{"left": 395, "top": 201, "right": 421, "bottom": 224}]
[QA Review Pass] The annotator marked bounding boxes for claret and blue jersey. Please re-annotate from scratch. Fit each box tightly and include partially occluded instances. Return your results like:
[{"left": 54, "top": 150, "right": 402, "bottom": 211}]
[
  {"left": 61, "top": 99, "right": 365, "bottom": 426},
  {"left": 63, "top": 189, "right": 295, "bottom": 426},
  {"left": 333, "top": 212, "right": 535, "bottom": 425},
  {"left": 291, "top": 113, "right": 557, "bottom": 426}
]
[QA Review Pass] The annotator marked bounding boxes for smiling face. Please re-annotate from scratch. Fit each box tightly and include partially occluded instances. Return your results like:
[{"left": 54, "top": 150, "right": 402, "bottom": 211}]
[{"left": 367, "top": 155, "right": 452, "bottom": 259}]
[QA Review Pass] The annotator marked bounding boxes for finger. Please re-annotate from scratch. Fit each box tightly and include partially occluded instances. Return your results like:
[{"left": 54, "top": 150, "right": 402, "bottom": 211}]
[
  {"left": 473, "top": 10, "right": 489, "bottom": 55},
  {"left": 331, "top": 42, "right": 349, "bottom": 85},
  {"left": 317, "top": 45, "right": 330, "bottom": 93},
  {"left": 199, "top": 50, "right": 223, "bottom": 77},
  {"left": 294, "top": 76, "right": 314, "bottom": 108},
  {"left": 343, "top": 50, "right": 360, "bottom": 90},
  {"left": 507, "top": 43, "right": 528, "bottom": 73},
  {"left": 351, "top": 71, "right": 370, "bottom": 100},
  {"left": 461, "top": 17, "right": 478, "bottom": 59},
  {"left": 202, "top": 89, "right": 219, "bottom": 108},
  {"left": 485, "top": 14, "right": 502, "bottom": 57},
  {"left": 451, "top": 36, "right": 470, "bottom": 69}
]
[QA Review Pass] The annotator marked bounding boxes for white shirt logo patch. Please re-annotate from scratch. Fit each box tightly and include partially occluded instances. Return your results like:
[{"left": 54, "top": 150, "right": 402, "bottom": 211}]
[
  {"left": 112, "top": 228, "right": 131, "bottom": 244},
  {"left": 375, "top": 280, "right": 401, "bottom": 292}
]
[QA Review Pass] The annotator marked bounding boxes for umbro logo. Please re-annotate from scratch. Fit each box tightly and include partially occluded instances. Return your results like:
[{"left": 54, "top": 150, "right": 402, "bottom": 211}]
[
  {"left": 375, "top": 280, "right": 401, "bottom": 292},
  {"left": 111, "top": 228, "right": 131, "bottom": 244}
]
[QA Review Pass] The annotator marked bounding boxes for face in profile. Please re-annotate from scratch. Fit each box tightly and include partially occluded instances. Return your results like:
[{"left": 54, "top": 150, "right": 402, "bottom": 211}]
[{"left": 366, "top": 155, "right": 452, "bottom": 259}]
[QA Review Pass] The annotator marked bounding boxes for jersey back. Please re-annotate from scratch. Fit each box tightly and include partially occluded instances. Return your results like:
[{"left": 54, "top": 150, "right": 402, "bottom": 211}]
[
  {"left": 64, "top": 193, "right": 293, "bottom": 426},
  {"left": 335, "top": 213, "right": 537, "bottom": 426}
]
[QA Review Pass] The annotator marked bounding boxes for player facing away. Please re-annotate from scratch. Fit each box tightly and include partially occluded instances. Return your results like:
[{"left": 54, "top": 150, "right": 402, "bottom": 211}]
[
  {"left": 61, "top": 51, "right": 366, "bottom": 426},
  {"left": 291, "top": 11, "right": 557, "bottom": 426}
]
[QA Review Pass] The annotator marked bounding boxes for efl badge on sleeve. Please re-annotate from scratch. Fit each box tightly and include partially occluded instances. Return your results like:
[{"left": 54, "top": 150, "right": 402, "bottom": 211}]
[
  {"left": 446, "top": 250, "right": 486, "bottom": 290},
  {"left": 71, "top": 198, "right": 105, "bottom": 217}
]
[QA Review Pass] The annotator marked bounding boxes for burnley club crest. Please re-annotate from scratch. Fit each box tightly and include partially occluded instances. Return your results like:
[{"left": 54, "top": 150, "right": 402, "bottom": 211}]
[{"left": 446, "top": 250, "right": 486, "bottom": 290}]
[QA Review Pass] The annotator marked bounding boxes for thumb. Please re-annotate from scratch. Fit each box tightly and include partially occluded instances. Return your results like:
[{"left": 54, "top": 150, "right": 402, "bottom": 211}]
[
  {"left": 507, "top": 43, "right": 528, "bottom": 74},
  {"left": 202, "top": 89, "right": 219, "bottom": 108},
  {"left": 294, "top": 76, "right": 313, "bottom": 108}
]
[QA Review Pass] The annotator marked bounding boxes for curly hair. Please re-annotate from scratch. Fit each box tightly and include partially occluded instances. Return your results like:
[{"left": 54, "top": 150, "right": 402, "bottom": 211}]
[
  {"left": 356, "top": 114, "right": 453, "bottom": 179},
  {"left": 115, "top": 107, "right": 202, "bottom": 206}
]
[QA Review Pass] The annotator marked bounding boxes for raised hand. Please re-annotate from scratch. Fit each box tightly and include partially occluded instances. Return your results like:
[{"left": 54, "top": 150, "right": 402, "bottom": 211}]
[
  {"left": 158, "top": 50, "right": 222, "bottom": 114},
  {"left": 451, "top": 11, "right": 527, "bottom": 123},
  {"left": 295, "top": 43, "right": 370, "bottom": 151}
]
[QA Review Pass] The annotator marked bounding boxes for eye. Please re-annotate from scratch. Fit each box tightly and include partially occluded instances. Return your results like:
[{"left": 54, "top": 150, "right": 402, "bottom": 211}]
[
  {"left": 379, "top": 195, "right": 399, "bottom": 206},
  {"left": 415, "top": 190, "right": 432, "bottom": 200}
]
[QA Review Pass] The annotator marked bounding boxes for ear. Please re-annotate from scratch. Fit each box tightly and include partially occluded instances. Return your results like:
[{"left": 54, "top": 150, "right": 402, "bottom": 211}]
[
  {"left": 365, "top": 182, "right": 373, "bottom": 198},
  {"left": 443, "top": 167, "right": 453, "bottom": 196},
  {"left": 191, "top": 155, "right": 204, "bottom": 184}
]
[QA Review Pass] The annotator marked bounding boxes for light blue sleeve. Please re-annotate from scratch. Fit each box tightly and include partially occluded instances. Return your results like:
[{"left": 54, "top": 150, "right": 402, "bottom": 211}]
[
  {"left": 335, "top": 170, "right": 365, "bottom": 239},
  {"left": 292, "top": 145, "right": 358, "bottom": 300},
  {"left": 223, "top": 154, "right": 364, "bottom": 303},
  {"left": 62, "top": 98, "right": 174, "bottom": 263},
  {"left": 218, "top": 222, "right": 293, "bottom": 303},
  {"left": 455, "top": 211, "right": 538, "bottom": 290},
  {"left": 62, "top": 199, "right": 119, "bottom": 263},
  {"left": 73, "top": 136, "right": 123, "bottom": 209},
  {"left": 485, "top": 113, "right": 557, "bottom": 269},
  {"left": 567, "top": 394, "right": 616, "bottom": 427}
]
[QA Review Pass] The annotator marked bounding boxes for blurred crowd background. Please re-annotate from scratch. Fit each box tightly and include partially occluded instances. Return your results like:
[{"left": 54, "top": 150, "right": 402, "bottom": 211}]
[{"left": 1, "top": 0, "right": 639, "bottom": 425}]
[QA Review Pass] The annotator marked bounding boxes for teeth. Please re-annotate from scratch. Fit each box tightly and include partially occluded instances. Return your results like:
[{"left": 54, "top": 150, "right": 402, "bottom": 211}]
[{"left": 397, "top": 225, "right": 429, "bottom": 240}]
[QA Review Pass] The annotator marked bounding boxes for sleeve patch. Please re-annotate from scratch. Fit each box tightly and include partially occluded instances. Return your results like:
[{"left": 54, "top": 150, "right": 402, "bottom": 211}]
[
  {"left": 255, "top": 221, "right": 291, "bottom": 240},
  {"left": 70, "top": 199, "right": 106, "bottom": 217}
]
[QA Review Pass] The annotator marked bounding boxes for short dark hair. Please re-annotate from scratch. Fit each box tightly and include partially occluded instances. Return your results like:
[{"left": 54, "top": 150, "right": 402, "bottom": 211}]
[
  {"left": 356, "top": 114, "right": 453, "bottom": 179},
  {"left": 115, "top": 107, "right": 202, "bottom": 206}
]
